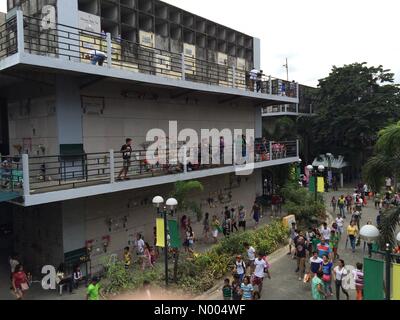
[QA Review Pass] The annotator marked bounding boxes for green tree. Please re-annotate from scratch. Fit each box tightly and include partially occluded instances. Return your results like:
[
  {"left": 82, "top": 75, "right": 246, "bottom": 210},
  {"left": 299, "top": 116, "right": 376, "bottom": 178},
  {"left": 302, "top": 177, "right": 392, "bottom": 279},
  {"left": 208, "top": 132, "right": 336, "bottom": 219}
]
[
  {"left": 363, "top": 121, "right": 400, "bottom": 248},
  {"left": 311, "top": 63, "right": 400, "bottom": 176}
]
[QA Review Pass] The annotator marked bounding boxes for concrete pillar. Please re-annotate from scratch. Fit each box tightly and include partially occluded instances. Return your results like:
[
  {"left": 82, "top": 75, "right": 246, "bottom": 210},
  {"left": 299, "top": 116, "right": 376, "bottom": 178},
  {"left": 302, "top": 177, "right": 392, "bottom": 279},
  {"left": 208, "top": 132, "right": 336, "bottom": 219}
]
[
  {"left": 340, "top": 172, "right": 344, "bottom": 189},
  {"left": 253, "top": 37, "right": 261, "bottom": 70},
  {"left": 56, "top": 76, "right": 83, "bottom": 147},
  {"left": 57, "top": 0, "right": 79, "bottom": 62},
  {"left": 254, "top": 107, "right": 262, "bottom": 139}
]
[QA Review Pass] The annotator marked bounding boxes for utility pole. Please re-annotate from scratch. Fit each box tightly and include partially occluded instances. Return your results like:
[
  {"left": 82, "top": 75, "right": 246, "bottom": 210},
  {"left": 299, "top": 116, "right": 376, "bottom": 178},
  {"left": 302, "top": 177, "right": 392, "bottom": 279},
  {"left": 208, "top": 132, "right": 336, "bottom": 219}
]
[{"left": 283, "top": 58, "right": 289, "bottom": 81}]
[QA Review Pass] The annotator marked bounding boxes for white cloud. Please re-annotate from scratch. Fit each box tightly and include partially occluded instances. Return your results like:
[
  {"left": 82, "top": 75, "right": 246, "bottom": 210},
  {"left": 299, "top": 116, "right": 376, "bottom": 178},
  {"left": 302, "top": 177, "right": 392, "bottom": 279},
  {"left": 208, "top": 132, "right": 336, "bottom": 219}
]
[{"left": 1, "top": 0, "right": 398, "bottom": 86}]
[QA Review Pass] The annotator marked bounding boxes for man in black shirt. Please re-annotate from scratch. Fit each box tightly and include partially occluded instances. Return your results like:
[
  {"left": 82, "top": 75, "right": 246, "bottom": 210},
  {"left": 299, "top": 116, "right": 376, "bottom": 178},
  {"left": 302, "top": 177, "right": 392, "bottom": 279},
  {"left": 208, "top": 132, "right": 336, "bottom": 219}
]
[
  {"left": 294, "top": 231, "right": 307, "bottom": 281},
  {"left": 117, "top": 138, "right": 133, "bottom": 180}
]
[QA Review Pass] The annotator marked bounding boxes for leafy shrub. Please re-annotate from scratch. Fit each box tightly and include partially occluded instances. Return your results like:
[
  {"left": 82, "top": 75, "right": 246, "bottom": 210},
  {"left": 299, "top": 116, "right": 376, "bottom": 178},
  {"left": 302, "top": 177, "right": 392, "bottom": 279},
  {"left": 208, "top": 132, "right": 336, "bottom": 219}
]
[
  {"left": 281, "top": 182, "right": 326, "bottom": 228},
  {"left": 101, "top": 221, "right": 288, "bottom": 295}
]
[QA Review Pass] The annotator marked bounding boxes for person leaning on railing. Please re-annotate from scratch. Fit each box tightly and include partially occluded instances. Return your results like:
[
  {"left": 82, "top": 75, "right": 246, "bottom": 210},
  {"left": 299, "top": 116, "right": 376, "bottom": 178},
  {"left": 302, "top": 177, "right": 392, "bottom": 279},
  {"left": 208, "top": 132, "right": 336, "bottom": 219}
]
[{"left": 85, "top": 49, "right": 107, "bottom": 66}]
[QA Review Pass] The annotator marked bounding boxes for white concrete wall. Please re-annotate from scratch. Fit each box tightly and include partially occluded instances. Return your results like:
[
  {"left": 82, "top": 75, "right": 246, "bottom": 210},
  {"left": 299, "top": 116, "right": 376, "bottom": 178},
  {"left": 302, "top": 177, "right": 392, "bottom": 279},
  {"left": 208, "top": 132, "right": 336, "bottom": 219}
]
[
  {"left": 12, "top": 203, "right": 64, "bottom": 275},
  {"left": 81, "top": 82, "right": 255, "bottom": 153},
  {"left": 61, "top": 171, "right": 261, "bottom": 272},
  {"left": 7, "top": 95, "right": 59, "bottom": 156}
]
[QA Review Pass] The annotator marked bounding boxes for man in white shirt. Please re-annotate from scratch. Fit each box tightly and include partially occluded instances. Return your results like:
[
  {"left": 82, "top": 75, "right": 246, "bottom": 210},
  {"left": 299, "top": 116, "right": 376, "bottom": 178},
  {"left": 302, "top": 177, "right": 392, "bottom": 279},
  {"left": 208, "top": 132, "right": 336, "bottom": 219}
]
[
  {"left": 244, "top": 242, "right": 256, "bottom": 273},
  {"left": 335, "top": 214, "right": 344, "bottom": 237},
  {"left": 135, "top": 233, "right": 145, "bottom": 256},
  {"left": 252, "top": 252, "right": 267, "bottom": 295},
  {"left": 320, "top": 222, "right": 331, "bottom": 241}
]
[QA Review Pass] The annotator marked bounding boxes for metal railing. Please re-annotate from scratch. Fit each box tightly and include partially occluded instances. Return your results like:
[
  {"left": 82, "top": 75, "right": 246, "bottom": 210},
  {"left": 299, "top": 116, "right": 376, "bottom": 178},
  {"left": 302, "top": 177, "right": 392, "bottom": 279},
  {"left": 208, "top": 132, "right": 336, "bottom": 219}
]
[
  {"left": 0, "top": 16, "right": 17, "bottom": 59},
  {"left": 0, "top": 12, "right": 299, "bottom": 99},
  {"left": 0, "top": 140, "right": 298, "bottom": 196},
  {"left": 262, "top": 103, "right": 315, "bottom": 116}
]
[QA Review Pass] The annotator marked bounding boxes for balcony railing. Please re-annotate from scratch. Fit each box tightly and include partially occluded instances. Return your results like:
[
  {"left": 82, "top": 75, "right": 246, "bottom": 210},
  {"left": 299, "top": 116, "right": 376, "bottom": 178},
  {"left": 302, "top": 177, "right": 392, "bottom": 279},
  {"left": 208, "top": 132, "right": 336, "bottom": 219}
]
[
  {"left": 0, "top": 12, "right": 299, "bottom": 99},
  {"left": 262, "top": 104, "right": 315, "bottom": 116},
  {"left": 0, "top": 140, "right": 299, "bottom": 197}
]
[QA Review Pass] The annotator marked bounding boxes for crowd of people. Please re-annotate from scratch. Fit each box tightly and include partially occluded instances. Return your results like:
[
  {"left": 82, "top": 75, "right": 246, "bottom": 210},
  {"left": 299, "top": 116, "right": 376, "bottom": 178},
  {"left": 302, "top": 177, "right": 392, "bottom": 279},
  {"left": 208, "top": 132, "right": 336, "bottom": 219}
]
[
  {"left": 288, "top": 218, "right": 366, "bottom": 301},
  {"left": 222, "top": 244, "right": 271, "bottom": 300}
]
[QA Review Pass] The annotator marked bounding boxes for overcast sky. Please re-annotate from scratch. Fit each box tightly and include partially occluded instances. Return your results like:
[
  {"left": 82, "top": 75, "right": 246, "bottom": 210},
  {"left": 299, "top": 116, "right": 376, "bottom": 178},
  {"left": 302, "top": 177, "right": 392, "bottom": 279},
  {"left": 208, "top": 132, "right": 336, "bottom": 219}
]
[{"left": 1, "top": 0, "right": 398, "bottom": 86}]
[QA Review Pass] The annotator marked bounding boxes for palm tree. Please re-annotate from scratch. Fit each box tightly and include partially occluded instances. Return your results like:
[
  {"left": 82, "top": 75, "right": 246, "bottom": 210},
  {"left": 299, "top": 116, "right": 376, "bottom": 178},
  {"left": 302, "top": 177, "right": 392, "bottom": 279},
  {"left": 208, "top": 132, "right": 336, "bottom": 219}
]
[{"left": 363, "top": 121, "right": 400, "bottom": 248}]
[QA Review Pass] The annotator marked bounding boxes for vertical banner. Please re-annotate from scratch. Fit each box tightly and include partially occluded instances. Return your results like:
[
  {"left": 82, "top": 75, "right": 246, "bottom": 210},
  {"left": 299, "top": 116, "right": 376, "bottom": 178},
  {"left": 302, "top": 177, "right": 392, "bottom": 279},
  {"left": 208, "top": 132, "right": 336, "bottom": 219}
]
[
  {"left": 156, "top": 218, "right": 165, "bottom": 248},
  {"left": 296, "top": 167, "right": 301, "bottom": 180},
  {"left": 317, "top": 177, "right": 325, "bottom": 193},
  {"left": 392, "top": 263, "right": 400, "bottom": 300},
  {"left": 364, "top": 258, "right": 384, "bottom": 300},
  {"left": 168, "top": 220, "right": 181, "bottom": 249},
  {"left": 309, "top": 176, "right": 315, "bottom": 193}
]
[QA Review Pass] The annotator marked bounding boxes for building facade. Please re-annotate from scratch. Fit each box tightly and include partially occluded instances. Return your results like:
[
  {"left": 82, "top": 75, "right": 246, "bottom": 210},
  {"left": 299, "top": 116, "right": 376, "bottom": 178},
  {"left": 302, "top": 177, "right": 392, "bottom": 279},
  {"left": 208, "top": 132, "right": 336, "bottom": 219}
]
[{"left": 0, "top": 0, "right": 299, "bottom": 275}]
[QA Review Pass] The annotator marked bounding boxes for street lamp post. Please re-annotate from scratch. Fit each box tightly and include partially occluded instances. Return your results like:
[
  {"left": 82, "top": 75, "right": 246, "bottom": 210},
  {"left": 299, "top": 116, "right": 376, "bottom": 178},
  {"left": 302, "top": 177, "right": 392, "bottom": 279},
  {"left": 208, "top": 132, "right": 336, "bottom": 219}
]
[
  {"left": 152, "top": 196, "right": 178, "bottom": 287},
  {"left": 360, "top": 225, "right": 400, "bottom": 300},
  {"left": 307, "top": 164, "right": 325, "bottom": 202}
]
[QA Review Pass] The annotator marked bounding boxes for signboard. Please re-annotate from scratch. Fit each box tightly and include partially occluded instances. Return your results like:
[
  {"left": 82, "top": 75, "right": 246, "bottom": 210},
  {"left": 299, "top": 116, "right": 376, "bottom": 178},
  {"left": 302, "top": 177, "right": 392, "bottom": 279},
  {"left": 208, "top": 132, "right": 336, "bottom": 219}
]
[
  {"left": 237, "top": 57, "right": 246, "bottom": 70},
  {"left": 78, "top": 11, "right": 101, "bottom": 33},
  {"left": 183, "top": 43, "right": 196, "bottom": 75},
  {"left": 139, "top": 31, "right": 155, "bottom": 48},
  {"left": 217, "top": 52, "right": 228, "bottom": 65}
]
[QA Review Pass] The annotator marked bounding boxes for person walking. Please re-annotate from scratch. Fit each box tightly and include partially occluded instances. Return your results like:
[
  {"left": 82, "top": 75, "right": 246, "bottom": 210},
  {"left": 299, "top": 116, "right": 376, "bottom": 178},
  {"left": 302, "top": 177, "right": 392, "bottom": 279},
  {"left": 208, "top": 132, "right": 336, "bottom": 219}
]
[
  {"left": 320, "top": 222, "right": 331, "bottom": 242},
  {"left": 251, "top": 201, "right": 261, "bottom": 229},
  {"left": 347, "top": 221, "right": 358, "bottom": 253},
  {"left": 86, "top": 277, "right": 103, "bottom": 300},
  {"left": 184, "top": 226, "right": 195, "bottom": 254},
  {"left": 240, "top": 276, "right": 254, "bottom": 300},
  {"left": 309, "top": 251, "right": 323, "bottom": 276},
  {"left": 311, "top": 271, "right": 326, "bottom": 300},
  {"left": 143, "top": 242, "right": 155, "bottom": 270},
  {"left": 331, "top": 196, "right": 337, "bottom": 214},
  {"left": 244, "top": 242, "right": 256, "bottom": 274},
  {"left": 211, "top": 215, "right": 221, "bottom": 243},
  {"left": 203, "top": 212, "right": 210, "bottom": 242},
  {"left": 333, "top": 259, "right": 349, "bottom": 300},
  {"left": 222, "top": 279, "right": 232, "bottom": 300},
  {"left": 117, "top": 138, "right": 133, "bottom": 180},
  {"left": 329, "top": 229, "right": 339, "bottom": 260},
  {"left": 352, "top": 207, "right": 361, "bottom": 231},
  {"left": 231, "top": 275, "right": 242, "bottom": 300},
  {"left": 295, "top": 231, "right": 307, "bottom": 281},
  {"left": 230, "top": 208, "right": 239, "bottom": 233},
  {"left": 352, "top": 262, "right": 364, "bottom": 300},
  {"left": 337, "top": 195, "right": 346, "bottom": 218},
  {"left": 234, "top": 255, "right": 246, "bottom": 283},
  {"left": 335, "top": 214, "right": 344, "bottom": 239},
  {"left": 252, "top": 252, "right": 267, "bottom": 295},
  {"left": 238, "top": 205, "right": 247, "bottom": 231},
  {"left": 321, "top": 254, "right": 333, "bottom": 297}
]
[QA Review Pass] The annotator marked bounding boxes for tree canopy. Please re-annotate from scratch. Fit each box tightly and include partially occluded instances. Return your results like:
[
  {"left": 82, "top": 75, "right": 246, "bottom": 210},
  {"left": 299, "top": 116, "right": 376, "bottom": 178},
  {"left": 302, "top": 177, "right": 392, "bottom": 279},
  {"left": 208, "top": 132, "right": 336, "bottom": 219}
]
[{"left": 310, "top": 62, "right": 400, "bottom": 173}]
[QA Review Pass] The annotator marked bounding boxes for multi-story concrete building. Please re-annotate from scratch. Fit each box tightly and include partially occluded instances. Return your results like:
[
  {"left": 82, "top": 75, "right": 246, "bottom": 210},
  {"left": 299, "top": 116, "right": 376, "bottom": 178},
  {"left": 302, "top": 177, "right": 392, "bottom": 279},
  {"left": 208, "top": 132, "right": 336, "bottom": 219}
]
[{"left": 0, "top": 0, "right": 299, "bottom": 276}]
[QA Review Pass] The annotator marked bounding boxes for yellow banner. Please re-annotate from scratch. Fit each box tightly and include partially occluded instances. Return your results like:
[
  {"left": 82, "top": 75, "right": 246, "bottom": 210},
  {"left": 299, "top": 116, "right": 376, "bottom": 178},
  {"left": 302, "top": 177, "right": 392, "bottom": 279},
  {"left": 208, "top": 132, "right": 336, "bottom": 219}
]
[
  {"left": 317, "top": 177, "right": 325, "bottom": 193},
  {"left": 393, "top": 263, "right": 400, "bottom": 300},
  {"left": 156, "top": 218, "right": 165, "bottom": 248}
]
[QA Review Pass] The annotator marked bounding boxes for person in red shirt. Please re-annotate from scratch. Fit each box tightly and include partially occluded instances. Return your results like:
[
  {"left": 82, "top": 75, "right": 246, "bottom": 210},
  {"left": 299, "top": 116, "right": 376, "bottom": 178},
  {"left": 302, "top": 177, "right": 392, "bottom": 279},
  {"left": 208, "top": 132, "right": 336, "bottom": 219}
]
[{"left": 12, "top": 264, "right": 29, "bottom": 300}]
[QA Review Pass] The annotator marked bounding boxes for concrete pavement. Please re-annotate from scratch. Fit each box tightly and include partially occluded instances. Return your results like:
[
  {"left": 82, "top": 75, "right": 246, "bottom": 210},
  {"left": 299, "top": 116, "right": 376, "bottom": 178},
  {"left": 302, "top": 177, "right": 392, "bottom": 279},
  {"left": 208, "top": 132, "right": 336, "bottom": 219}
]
[{"left": 262, "top": 188, "right": 378, "bottom": 300}]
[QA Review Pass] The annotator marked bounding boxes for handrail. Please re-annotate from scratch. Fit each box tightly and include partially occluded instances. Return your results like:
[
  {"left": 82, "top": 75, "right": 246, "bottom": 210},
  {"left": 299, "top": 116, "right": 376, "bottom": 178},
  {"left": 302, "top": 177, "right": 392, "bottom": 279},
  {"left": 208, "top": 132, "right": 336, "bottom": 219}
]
[
  {"left": 0, "top": 13, "right": 299, "bottom": 99},
  {"left": 0, "top": 140, "right": 298, "bottom": 195}
]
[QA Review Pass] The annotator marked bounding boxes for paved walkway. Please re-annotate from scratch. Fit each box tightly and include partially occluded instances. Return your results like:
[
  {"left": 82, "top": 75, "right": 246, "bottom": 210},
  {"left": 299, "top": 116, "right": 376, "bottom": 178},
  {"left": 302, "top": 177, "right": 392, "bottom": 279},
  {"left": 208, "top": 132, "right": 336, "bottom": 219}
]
[{"left": 261, "top": 188, "right": 377, "bottom": 300}]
